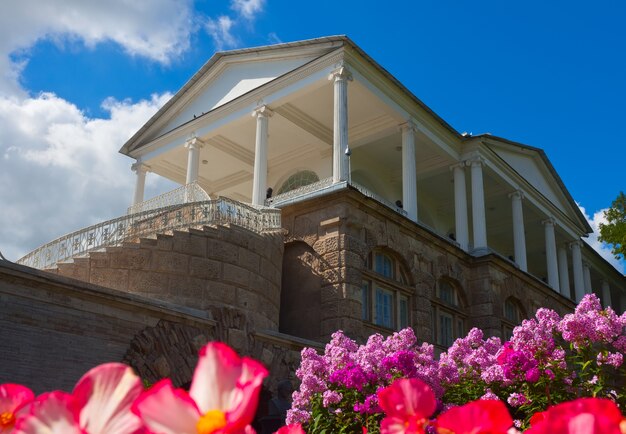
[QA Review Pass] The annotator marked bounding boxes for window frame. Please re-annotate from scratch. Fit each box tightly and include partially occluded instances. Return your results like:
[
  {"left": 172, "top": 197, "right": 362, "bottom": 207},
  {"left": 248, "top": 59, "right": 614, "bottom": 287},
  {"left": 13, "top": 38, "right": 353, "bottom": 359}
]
[
  {"left": 432, "top": 279, "right": 467, "bottom": 348},
  {"left": 361, "top": 251, "right": 412, "bottom": 331},
  {"left": 502, "top": 297, "right": 524, "bottom": 342}
]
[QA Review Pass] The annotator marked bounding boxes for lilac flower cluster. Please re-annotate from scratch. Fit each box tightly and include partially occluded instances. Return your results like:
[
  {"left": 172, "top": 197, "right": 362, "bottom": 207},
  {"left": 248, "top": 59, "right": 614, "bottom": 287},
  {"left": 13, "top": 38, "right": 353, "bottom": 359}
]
[
  {"left": 288, "top": 294, "right": 626, "bottom": 429},
  {"left": 558, "top": 294, "right": 625, "bottom": 350},
  {"left": 287, "top": 328, "right": 440, "bottom": 425}
]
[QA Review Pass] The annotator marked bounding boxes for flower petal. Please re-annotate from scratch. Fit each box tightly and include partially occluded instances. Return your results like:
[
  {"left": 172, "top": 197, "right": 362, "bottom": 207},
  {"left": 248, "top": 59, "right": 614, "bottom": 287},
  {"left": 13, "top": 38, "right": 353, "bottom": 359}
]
[
  {"left": 133, "top": 379, "right": 200, "bottom": 434},
  {"left": 73, "top": 362, "right": 144, "bottom": 434},
  {"left": 436, "top": 399, "right": 512, "bottom": 434},
  {"left": 378, "top": 378, "right": 436, "bottom": 420},
  {"left": 276, "top": 424, "right": 306, "bottom": 434},
  {"left": 190, "top": 342, "right": 244, "bottom": 413},
  {"left": 13, "top": 391, "right": 82, "bottom": 434},
  {"left": 0, "top": 384, "right": 34, "bottom": 415},
  {"left": 225, "top": 357, "right": 268, "bottom": 430}
]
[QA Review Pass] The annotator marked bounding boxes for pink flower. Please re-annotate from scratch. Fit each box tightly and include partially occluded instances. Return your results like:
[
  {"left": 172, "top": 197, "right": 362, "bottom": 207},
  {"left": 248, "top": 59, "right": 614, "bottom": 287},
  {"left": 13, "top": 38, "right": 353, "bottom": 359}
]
[
  {"left": 378, "top": 378, "right": 436, "bottom": 434},
  {"left": 275, "top": 424, "right": 305, "bottom": 434},
  {"left": 525, "top": 397, "right": 625, "bottom": 434},
  {"left": 435, "top": 399, "right": 513, "bottom": 434},
  {"left": 133, "top": 341, "right": 268, "bottom": 434},
  {"left": 0, "top": 384, "right": 34, "bottom": 433},
  {"left": 14, "top": 363, "right": 144, "bottom": 434}
]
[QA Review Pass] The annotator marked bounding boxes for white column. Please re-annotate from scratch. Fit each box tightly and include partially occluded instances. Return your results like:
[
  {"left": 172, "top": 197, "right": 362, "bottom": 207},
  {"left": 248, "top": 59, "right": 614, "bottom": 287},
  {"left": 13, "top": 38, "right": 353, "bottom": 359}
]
[
  {"left": 558, "top": 246, "right": 571, "bottom": 298},
  {"left": 470, "top": 158, "right": 488, "bottom": 252},
  {"left": 570, "top": 240, "right": 585, "bottom": 302},
  {"left": 401, "top": 121, "right": 418, "bottom": 222},
  {"left": 451, "top": 163, "right": 469, "bottom": 251},
  {"left": 601, "top": 280, "right": 612, "bottom": 308},
  {"left": 509, "top": 191, "right": 527, "bottom": 271},
  {"left": 185, "top": 137, "right": 203, "bottom": 185},
  {"left": 583, "top": 262, "right": 592, "bottom": 295},
  {"left": 131, "top": 162, "right": 149, "bottom": 206},
  {"left": 329, "top": 66, "right": 352, "bottom": 183},
  {"left": 543, "top": 218, "right": 559, "bottom": 291},
  {"left": 251, "top": 105, "right": 273, "bottom": 206}
]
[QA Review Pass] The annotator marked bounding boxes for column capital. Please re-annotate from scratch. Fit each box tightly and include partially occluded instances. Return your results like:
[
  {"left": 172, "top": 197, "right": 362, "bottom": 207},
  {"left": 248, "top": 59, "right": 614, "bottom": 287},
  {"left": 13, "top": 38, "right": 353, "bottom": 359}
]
[
  {"left": 569, "top": 239, "right": 583, "bottom": 249},
  {"left": 131, "top": 162, "right": 150, "bottom": 174},
  {"left": 466, "top": 156, "right": 485, "bottom": 167},
  {"left": 185, "top": 136, "right": 205, "bottom": 150},
  {"left": 399, "top": 120, "right": 418, "bottom": 133},
  {"left": 508, "top": 190, "right": 524, "bottom": 200},
  {"left": 542, "top": 217, "right": 556, "bottom": 226},
  {"left": 328, "top": 66, "right": 353, "bottom": 82},
  {"left": 582, "top": 261, "right": 591, "bottom": 269},
  {"left": 449, "top": 162, "right": 466, "bottom": 171},
  {"left": 252, "top": 105, "right": 274, "bottom": 118}
]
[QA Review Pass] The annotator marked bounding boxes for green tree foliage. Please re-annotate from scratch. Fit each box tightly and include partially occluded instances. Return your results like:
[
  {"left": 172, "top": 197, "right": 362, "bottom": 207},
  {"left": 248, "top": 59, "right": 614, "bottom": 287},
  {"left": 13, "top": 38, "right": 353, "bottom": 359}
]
[{"left": 598, "top": 191, "right": 626, "bottom": 260}]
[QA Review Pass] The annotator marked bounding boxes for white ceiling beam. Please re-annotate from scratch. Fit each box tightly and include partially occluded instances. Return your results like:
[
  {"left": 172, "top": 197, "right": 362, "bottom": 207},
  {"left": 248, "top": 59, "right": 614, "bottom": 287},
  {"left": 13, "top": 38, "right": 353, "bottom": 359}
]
[
  {"left": 205, "top": 135, "right": 254, "bottom": 167},
  {"left": 274, "top": 103, "right": 333, "bottom": 145}
]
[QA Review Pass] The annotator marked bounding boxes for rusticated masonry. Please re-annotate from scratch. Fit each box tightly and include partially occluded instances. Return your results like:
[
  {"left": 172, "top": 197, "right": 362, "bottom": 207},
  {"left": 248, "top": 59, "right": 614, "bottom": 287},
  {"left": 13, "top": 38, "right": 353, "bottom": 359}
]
[
  {"left": 123, "top": 308, "right": 308, "bottom": 392},
  {"left": 279, "top": 188, "right": 576, "bottom": 346},
  {"left": 53, "top": 223, "right": 284, "bottom": 331}
]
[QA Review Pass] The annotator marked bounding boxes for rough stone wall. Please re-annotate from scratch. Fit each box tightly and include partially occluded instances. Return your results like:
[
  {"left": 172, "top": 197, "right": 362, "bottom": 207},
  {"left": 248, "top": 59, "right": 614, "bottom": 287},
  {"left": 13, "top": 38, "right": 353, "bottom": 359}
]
[
  {"left": 280, "top": 188, "right": 576, "bottom": 345},
  {"left": 0, "top": 260, "right": 215, "bottom": 393},
  {"left": 53, "top": 224, "right": 284, "bottom": 331}
]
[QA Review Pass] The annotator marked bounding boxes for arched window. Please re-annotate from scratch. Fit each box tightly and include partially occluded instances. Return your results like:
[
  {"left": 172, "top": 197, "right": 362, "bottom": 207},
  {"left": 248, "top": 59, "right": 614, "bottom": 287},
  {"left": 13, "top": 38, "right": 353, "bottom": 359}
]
[
  {"left": 502, "top": 297, "right": 525, "bottom": 341},
  {"left": 276, "top": 170, "right": 319, "bottom": 195},
  {"left": 432, "top": 279, "right": 466, "bottom": 347},
  {"left": 361, "top": 250, "right": 411, "bottom": 330}
]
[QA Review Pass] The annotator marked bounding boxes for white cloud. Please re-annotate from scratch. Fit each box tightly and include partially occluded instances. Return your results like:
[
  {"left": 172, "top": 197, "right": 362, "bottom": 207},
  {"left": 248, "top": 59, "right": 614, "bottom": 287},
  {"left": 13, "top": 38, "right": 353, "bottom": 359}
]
[
  {"left": 0, "top": 0, "right": 196, "bottom": 96},
  {"left": 231, "top": 0, "right": 265, "bottom": 21},
  {"left": 0, "top": 0, "right": 269, "bottom": 261},
  {"left": 205, "top": 16, "right": 237, "bottom": 50},
  {"left": 577, "top": 204, "right": 625, "bottom": 274},
  {"left": 0, "top": 92, "right": 176, "bottom": 261},
  {"left": 204, "top": 0, "right": 267, "bottom": 50},
  {"left": 268, "top": 32, "right": 282, "bottom": 44}
]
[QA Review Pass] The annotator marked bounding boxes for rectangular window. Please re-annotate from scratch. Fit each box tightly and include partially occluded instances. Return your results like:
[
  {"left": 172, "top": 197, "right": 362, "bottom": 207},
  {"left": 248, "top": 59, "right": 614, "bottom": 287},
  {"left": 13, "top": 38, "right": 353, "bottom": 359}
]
[
  {"left": 361, "top": 281, "right": 370, "bottom": 321},
  {"left": 456, "top": 318, "right": 464, "bottom": 339},
  {"left": 503, "top": 326, "right": 514, "bottom": 342},
  {"left": 439, "top": 283, "right": 456, "bottom": 306},
  {"left": 398, "top": 295, "right": 409, "bottom": 329},
  {"left": 374, "top": 253, "right": 393, "bottom": 278},
  {"left": 438, "top": 311, "right": 453, "bottom": 347},
  {"left": 375, "top": 287, "right": 393, "bottom": 328}
]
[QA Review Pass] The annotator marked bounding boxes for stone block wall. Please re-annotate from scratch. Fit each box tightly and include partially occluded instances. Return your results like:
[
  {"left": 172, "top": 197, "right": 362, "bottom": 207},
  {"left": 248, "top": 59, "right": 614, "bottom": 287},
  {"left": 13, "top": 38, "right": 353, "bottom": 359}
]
[
  {"left": 0, "top": 260, "right": 215, "bottom": 393},
  {"left": 53, "top": 224, "right": 284, "bottom": 331},
  {"left": 280, "top": 188, "right": 576, "bottom": 345}
]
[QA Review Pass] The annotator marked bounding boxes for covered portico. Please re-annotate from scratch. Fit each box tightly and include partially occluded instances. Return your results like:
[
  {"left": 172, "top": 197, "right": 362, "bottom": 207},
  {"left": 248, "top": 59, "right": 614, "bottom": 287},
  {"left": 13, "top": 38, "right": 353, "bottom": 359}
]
[{"left": 119, "top": 36, "right": 618, "bottom": 306}]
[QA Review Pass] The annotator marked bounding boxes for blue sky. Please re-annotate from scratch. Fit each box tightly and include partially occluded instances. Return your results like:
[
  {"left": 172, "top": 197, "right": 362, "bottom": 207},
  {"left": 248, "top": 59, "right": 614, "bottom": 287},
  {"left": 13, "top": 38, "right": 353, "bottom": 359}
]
[{"left": 0, "top": 0, "right": 624, "bottom": 272}]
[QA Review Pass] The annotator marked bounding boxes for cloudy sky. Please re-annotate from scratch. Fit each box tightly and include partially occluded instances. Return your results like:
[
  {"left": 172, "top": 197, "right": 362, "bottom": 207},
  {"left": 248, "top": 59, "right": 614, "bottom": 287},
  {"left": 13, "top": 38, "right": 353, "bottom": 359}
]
[{"left": 0, "top": 0, "right": 624, "bottom": 273}]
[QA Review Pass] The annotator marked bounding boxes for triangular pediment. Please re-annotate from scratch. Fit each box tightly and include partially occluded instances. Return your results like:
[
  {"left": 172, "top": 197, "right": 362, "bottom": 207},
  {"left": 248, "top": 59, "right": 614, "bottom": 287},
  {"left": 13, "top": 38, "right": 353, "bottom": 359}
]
[
  {"left": 485, "top": 137, "right": 591, "bottom": 233},
  {"left": 120, "top": 37, "right": 347, "bottom": 155}
]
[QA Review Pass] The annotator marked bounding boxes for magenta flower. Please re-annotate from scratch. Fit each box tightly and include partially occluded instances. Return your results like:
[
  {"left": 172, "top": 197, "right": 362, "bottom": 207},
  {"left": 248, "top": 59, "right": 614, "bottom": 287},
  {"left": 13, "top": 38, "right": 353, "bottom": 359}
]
[
  {"left": 275, "top": 424, "right": 305, "bottom": 434},
  {"left": 14, "top": 363, "right": 143, "bottom": 434},
  {"left": 378, "top": 378, "right": 436, "bottom": 434},
  {"left": 435, "top": 399, "right": 513, "bottom": 434},
  {"left": 0, "top": 384, "right": 34, "bottom": 433},
  {"left": 133, "top": 342, "right": 268, "bottom": 434}
]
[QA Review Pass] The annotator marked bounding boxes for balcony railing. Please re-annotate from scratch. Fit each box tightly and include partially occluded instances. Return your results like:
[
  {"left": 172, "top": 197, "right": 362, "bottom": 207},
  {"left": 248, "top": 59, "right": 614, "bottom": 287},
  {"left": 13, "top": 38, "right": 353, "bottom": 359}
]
[
  {"left": 128, "top": 182, "right": 210, "bottom": 214},
  {"left": 265, "top": 177, "right": 334, "bottom": 206},
  {"left": 350, "top": 181, "right": 408, "bottom": 217},
  {"left": 17, "top": 197, "right": 281, "bottom": 270}
]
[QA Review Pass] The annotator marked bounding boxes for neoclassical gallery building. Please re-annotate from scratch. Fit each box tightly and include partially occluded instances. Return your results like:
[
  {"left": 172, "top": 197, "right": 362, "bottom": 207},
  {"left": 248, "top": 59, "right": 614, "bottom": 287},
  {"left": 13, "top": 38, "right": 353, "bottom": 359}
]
[{"left": 3, "top": 36, "right": 625, "bottom": 392}]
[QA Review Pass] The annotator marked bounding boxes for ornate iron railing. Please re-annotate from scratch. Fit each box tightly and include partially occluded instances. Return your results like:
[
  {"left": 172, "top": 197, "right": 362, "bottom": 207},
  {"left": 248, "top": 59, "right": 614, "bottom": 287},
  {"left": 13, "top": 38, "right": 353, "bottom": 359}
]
[
  {"left": 265, "top": 177, "right": 334, "bottom": 206},
  {"left": 350, "top": 181, "right": 408, "bottom": 216},
  {"left": 17, "top": 197, "right": 281, "bottom": 270},
  {"left": 128, "top": 182, "right": 210, "bottom": 214}
]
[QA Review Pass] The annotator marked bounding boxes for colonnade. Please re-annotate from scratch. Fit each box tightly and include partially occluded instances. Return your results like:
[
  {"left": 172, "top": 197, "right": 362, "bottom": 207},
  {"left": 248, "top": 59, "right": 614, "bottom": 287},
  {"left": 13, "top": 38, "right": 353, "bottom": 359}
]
[{"left": 129, "top": 63, "right": 617, "bottom": 308}]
